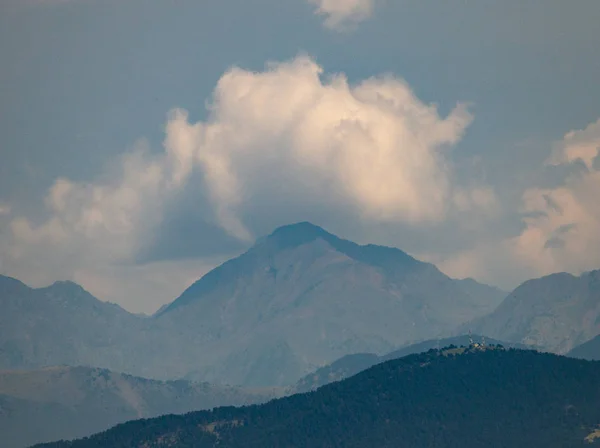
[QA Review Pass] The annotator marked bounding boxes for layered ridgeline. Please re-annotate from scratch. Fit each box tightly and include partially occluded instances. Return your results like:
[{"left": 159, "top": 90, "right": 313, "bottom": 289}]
[
  {"left": 290, "top": 334, "right": 527, "bottom": 394},
  {"left": 0, "top": 366, "right": 274, "bottom": 448},
  {"left": 152, "top": 222, "right": 505, "bottom": 386},
  {"left": 0, "top": 222, "right": 505, "bottom": 387},
  {"left": 462, "top": 270, "right": 600, "bottom": 354},
  {"left": 35, "top": 348, "right": 600, "bottom": 448}
]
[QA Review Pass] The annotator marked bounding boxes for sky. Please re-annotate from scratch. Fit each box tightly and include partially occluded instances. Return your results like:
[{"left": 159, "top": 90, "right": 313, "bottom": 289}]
[{"left": 1, "top": 0, "right": 600, "bottom": 313}]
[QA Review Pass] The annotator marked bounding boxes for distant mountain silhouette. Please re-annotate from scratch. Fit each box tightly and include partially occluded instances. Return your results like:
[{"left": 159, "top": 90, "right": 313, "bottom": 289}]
[
  {"left": 35, "top": 348, "right": 600, "bottom": 448},
  {"left": 0, "top": 366, "right": 273, "bottom": 448},
  {"left": 153, "top": 222, "right": 505, "bottom": 386},
  {"left": 0, "top": 222, "right": 508, "bottom": 387},
  {"left": 0, "top": 276, "right": 144, "bottom": 370},
  {"left": 568, "top": 333, "right": 600, "bottom": 360},
  {"left": 462, "top": 270, "right": 600, "bottom": 353}
]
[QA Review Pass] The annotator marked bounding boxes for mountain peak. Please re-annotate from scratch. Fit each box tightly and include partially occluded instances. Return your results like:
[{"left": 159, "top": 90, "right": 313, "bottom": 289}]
[
  {"left": 0, "top": 274, "right": 30, "bottom": 295},
  {"left": 271, "top": 221, "right": 328, "bottom": 235},
  {"left": 263, "top": 222, "right": 337, "bottom": 249},
  {"left": 46, "top": 280, "right": 87, "bottom": 294},
  {"left": 50, "top": 280, "right": 83, "bottom": 288}
]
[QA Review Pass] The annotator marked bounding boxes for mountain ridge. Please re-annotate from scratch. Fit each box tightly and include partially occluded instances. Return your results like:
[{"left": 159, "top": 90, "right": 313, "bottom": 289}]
[
  {"left": 290, "top": 334, "right": 528, "bottom": 394},
  {"left": 150, "top": 222, "right": 506, "bottom": 386},
  {"left": 33, "top": 348, "right": 600, "bottom": 448},
  {"left": 0, "top": 222, "right": 509, "bottom": 387},
  {"left": 462, "top": 269, "right": 600, "bottom": 353},
  {"left": 0, "top": 365, "right": 275, "bottom": 448},
  {"left": 157, "top": 222, "right": 425, "bottom": 316}
]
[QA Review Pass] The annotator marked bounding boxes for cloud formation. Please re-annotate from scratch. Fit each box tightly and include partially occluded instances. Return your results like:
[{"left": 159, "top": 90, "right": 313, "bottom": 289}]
[
  {"left": 1, "top": 55, "right": 493, "bottom": 311},
  {"left": 513, "top": 119, "right": 600, "bottom": 275},
  {"left": 308, "top": 0, "right": 377, "bottom": 30},
  {"left": 441, "top": 118, "right": 600, "bottom": 286},
  {"left": 168, "top": 55, "right": 477, "bottom": 240},
  {"left": 8, "top": 141, "right": 170, "bottom": 268}
]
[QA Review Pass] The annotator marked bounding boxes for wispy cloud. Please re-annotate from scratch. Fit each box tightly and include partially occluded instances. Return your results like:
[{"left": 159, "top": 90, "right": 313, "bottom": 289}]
[
  {"left": 440, "top": 118, "right": 600, "bottom": 286},
  {"left": 308, "top": 0, "right": 378, "bottom": 30}
]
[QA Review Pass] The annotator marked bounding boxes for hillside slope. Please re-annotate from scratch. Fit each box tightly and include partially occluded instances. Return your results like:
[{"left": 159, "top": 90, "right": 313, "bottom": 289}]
[
  {"left": 36, "top": 349, "right": 600, "bottom": 448},
  {"left": 0, "top": 276, "right": 144, "bottom": 370},
  {"left": 463, "top": 270, "right": 600, "bottom": 353},
  {"left": 291, "top": 334, "right": 527, "bottom": 393},
  {"left": 154, "top": 222, "right": 504, "bottom": 386},
  {"left": 0, "top": 366, "right": 273, "bottom": 448},
  {"left": 568, "top": 334, "right": 600, "bottom": 360}
]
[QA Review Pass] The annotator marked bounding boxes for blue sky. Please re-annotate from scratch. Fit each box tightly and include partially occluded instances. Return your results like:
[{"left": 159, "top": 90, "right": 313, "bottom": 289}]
[{"left": 1, "top": 0, "right": 600, "bottom": 312}]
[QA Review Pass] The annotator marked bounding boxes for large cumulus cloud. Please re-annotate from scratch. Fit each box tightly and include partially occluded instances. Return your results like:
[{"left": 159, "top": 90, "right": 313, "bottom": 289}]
[
  {"left": 167, "top": 55, "right": 478, "bottom": 241},
  {"left": 0, "top": 55, "right": 493, "bottom": 311}
]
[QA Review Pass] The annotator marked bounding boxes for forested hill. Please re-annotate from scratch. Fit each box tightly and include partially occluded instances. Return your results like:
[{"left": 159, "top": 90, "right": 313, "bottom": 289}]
[{"left": 35, "top": 348, "right": 600, "bottom": 448}]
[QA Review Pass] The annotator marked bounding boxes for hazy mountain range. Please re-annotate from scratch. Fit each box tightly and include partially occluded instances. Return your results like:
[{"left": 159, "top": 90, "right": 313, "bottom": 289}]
[
  {"left": 0, "top": 366, "right": 274, "bottom": 448},
  {"left": 0, "top": 275, "right": 143, "bottom": 371},
  {"left": 35, "top": 348, "right": 600, "bottom": 448},
  {"left": 153, "top": 222, "right": 507, "bottom": 386},
  {"left": 0, "top": 334, "right": 524, "bottom": 448},
  {"left": 461, "top": 270, "right": 600, "bottom": 353},
  {"left": 3, "top": 222, "right": 600, "bottom": 447},
  {"left": 0, "top": 222, "right": 507, "bottom": 387}
]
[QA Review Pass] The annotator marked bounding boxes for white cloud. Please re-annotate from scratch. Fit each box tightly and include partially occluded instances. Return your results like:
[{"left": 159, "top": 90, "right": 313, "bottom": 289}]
[
  {"left": 308, "top": 0, "right": 378, "bottom": 30},
  {"left": 546, "top": 119, "right": 600, "bottom": 169},
  {"left": 0, "top": 139, "right": 197, "bottom": 312},
  {"left": 439, "top": 118, "right": 600, "bottom": 287},
  {"left": 511, "top": 119, "right": 600, "bottom": 276},
  {"left": 1, "top": 55, "right": 494, "bottom": 311},
  {"left": 168, "top": 55, "right": 478, "bottom": 241},
  {"left": 7, "top": 140, "right": 169, "bottom": 267},
  {"left": 0, "top": 204, "right": 10, "bottom": 216}
]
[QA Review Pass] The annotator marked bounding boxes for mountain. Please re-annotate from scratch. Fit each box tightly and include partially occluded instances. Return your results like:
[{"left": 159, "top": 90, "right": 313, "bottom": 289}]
[
  {"left": 291, "top": 334, "right": 527, "bottom": 393},
  {"left": 463, "top": 270, "right": 600, "bottom": 353},
  {"left": 0, "top": 366, "right": 275, "bottom": 448},
  {"left": 454, "top": 277, "right": 507, "bottom": 307},
  {"left": 0, "top": 222, "right": 506, "bottom": 387},
  {"left": 568, "top": 334, "right": 600, "bottom": 360},
  {"left": 291, "top": 352, "right": 379, "bottom": 394},
  {"left": 0, "top": 276, "right": 144, "bottom": 370},
  {"left": 152, "top": 222, "right": 504, "bottom": 386},
  {"left": 35, "top": 348, "right": 600, "bottom": 448}
]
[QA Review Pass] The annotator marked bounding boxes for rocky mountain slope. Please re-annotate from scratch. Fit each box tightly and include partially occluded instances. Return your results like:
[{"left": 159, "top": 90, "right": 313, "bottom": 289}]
[
  {"left": 35, "top": 348, "right": 600, "bottom": 448},
  {"left": 0, "top": 366, "right": 274, "bottom": 448},
  {"left": 153, "top": 222, "right": 505, "bottom": 386},
  {"left": 0, "top": 223, "right": 507, "bottom": 387},
  {"left": 0, "top": 276, "right": 144, "bottom": 370},
  {"left": 462, "top": 270, "right": 600, "bottom": 353}
]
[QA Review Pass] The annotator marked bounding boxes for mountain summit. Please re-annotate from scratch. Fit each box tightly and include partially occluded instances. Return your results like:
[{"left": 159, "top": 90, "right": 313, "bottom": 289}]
[
  {"left": 159, "top": 222, "right": 422, "bottom": 315},
  {"left": 154, "top": 222, "right": 504, "bottom": 386}
]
